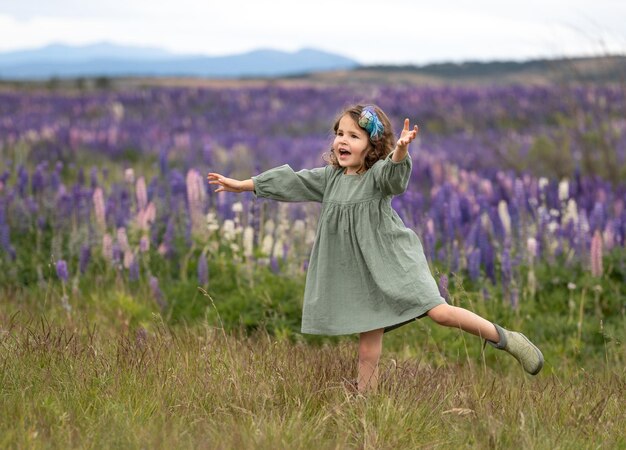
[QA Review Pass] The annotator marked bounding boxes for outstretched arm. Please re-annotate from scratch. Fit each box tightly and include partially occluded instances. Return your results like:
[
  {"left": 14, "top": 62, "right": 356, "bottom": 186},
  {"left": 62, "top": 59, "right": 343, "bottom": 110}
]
[
  {"left": 392, "top": 118, "right": 419, "bottom": 162},
  {"left": 207, "top": 173, "right": 254, "bottom": 193}
]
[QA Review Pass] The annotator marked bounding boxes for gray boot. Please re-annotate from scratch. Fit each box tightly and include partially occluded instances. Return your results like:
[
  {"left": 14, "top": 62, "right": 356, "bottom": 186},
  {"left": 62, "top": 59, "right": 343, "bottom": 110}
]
[{"left": 487, "top": 324, "right": 544, "bottom": 375}]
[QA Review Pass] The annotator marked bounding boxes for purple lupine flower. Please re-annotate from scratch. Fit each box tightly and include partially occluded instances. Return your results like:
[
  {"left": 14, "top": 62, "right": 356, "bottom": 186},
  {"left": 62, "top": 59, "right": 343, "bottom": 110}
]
[
  {"left": 589, "top": 201, "right": 605, "bottom": 233},
  {"left": 79, "top": 245, "right": 91, "bottom": 274},
  {"left": 467, "top": 248, "right": 481, "bottom": 281},
  {"left": 501, "top": 246, "right": 512, "bottom": 290},
  {"left": 129, "top": 256, "right": 140, "bottom": 282},
  {"left": 0, "top": 206, "right": 16, "bottom": 260},
  {"left": 17, "top": 165, "right": 28, "bottom": 197},
  {"left": 32, "top": 163, "right": 46, "bottom": 195},
  {"left": 438, "top": 274, "right": 450, "bottom": 303},
  {"left": 509, "top": 287, "right": 519, "bottom": 309},
  {"left": 197, "top": 253, "right": 208, "bottom": 286},
  {"left": 90, "top": 166, "right": 99, "bottom": 188},
  {"left": 149, "top": 276, "right": 167, "bottom": 310},
  {"left": 56, "top": 259, "right": 69, "bottom": 283},
  {"left": 270, "top": 256, "right": 280, "bottom": 273}
]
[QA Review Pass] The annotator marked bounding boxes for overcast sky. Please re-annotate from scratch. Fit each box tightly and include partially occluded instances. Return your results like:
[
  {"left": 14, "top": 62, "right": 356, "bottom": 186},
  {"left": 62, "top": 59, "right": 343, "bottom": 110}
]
[{"left": 0, "top": 0, "right": 624, "bottom": 65}]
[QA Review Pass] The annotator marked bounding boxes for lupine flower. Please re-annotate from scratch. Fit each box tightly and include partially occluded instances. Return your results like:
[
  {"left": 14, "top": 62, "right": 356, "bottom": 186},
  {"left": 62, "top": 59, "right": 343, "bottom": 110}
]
[
  {"left": 558, "top": 179, "right": 569, "bottom": 202},
  {"left": 222, "top": 219, "right": 236, "bottom": 241},
  {"left": 590, "top": 229, "right": 603, "bottom": 277},
  {"left": 467, "top": 248, "right": 481, "bottom": 281},
  {"left": 92, "top": 187, "right": 106, "bottom": 231},
  {"left": 139, "top": 235, "right": 150, "bottom": 252},
  {"left": 270, "top": 256, "right": 280, "bottom": 273},
  {"left": 497, "top": 200, "right": 511, "bottom": 237},
  {"left": 56, "top": 259, "right": 69, "bottom": 283},
  {"left": 128, "top": 254, "right": 140, "bottom": 281},
  {"left": 136, "top": 176, "right": 148, "bottom": 211},
  {"left": 124, "top": 168, "right": 135, "bottom": 184},
  {"left": 79, "top": 245, "right": 91, "bottom": 274},
  {"left": 149, "top": 276, "right": 167, "bottom": 310},
  {"left": 102, "top": 233, "right": 113, "bottom": 260},
  {"left": 117, "top": 227, "right": 130, "bottom": 252},
  {"left": 438, "top": 274, "right": 450, "bottom": 302},
  {"left": 197, "top": 253, "right": 208, "bottom": 286},
  {"left": 243, "top": 226, "right": 254, "bottom": 258},
  {"left": 186, "top": 169, "right": 206, "bottom": 237}
]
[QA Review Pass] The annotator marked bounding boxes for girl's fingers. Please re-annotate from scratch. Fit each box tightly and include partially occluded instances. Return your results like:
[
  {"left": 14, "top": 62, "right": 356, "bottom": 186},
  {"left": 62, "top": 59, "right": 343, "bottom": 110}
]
[{"left": 403, "top": 118, "right": 410, "bottom": 131}]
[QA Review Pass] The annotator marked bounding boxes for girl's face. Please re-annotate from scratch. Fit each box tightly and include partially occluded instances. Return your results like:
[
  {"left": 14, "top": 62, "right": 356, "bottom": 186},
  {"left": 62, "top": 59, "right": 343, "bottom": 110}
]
[{"left": 333, "top": 114, "right": 370, "bottom": 175}]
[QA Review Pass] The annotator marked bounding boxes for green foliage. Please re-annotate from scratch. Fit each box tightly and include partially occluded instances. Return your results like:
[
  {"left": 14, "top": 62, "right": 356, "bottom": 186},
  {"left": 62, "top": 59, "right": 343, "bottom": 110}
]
[{"left": 526, "top": 134, "right": 574, "bottom": 179}]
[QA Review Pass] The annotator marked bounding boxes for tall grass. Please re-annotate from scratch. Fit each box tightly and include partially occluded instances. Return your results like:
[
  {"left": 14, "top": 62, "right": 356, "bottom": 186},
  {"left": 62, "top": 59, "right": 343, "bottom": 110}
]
[{"left": 1, "top": 304, "right": 624, "bottom": 449}]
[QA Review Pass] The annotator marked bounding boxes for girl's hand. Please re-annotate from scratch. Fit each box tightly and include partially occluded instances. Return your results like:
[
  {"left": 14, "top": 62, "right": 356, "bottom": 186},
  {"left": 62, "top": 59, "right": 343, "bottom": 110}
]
[
  {"left": 207, "top": 172, "right": 246, "bottom": 193},
  {"left": 396, "top": 118, "right": 419, "bottom": 151}
]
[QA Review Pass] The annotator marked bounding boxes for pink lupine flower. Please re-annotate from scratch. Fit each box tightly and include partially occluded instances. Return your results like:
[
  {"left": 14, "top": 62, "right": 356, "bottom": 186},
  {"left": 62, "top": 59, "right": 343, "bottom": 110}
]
[
  {"left": 117, "top": 227, "right": 130, "bottom": 252},
  {"left": 136, "top": 176, "right": 147, "bottom": 211},
  {"left": 102, "top": 233, "right": 113, "bottom": 260},
  {"left": 92, "top": 187, "right": 106, "bottom": 231},
  {"left": 186, "top": 169, "right": 206, "bottom": 237},
  {"left": 590, "top": 229, "right": 603, "bottom": 277}
]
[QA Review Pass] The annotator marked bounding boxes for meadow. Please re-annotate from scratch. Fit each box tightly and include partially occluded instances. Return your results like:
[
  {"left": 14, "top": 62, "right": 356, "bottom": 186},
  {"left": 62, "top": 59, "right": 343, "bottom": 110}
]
[{"left": 1, "top": 78, "right": 625, "bottom": 448}]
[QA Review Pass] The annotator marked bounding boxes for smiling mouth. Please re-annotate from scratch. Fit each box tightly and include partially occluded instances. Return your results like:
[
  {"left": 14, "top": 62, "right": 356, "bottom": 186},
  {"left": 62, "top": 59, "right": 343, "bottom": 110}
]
[{"left": 338, "top": 149, "right": 351, "bottom": 156}]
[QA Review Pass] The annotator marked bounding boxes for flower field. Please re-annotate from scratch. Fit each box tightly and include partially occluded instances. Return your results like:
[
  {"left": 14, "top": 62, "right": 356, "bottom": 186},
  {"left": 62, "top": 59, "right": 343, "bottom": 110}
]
[{"left": 1, "top": 79, "right": 625, "bottom": 448}]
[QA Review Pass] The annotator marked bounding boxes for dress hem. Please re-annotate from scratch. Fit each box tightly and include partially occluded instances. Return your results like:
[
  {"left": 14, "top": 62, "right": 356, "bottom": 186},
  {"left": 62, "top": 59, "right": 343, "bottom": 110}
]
[{"left": 300, "top": 298, "right": 445, "bottom": 336}]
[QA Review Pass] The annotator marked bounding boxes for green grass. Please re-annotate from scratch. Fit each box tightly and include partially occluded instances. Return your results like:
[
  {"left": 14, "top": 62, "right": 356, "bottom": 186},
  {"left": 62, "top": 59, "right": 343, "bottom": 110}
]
[{"left": 1, "top": 291, "right": 625, "bottom": 449}]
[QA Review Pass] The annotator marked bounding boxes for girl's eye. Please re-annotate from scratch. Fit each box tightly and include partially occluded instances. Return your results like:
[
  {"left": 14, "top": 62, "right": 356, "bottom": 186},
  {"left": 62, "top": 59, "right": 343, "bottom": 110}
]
[{"left": 351, "top": 134, "right": 359, "bottom": 139}]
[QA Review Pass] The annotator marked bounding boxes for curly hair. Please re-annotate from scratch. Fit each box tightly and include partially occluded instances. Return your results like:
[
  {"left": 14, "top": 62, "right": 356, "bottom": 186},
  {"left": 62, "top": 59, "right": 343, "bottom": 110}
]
[{"left": 323, "top": 104, "right": 396, "bottom": 173}]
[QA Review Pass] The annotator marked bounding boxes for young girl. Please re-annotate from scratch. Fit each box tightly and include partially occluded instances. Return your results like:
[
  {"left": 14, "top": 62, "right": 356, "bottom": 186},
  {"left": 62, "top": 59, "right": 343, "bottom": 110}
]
[{"left": 207, "top": 104, "right": 543, "bottom": 393}]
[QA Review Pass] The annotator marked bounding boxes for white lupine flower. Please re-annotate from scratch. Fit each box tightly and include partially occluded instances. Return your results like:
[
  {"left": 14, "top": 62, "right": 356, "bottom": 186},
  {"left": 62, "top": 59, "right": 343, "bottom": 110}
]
[
  {"left": 527, "top": 237, "right": 538, "bottom": 258},
  {"left": 305, "top": 229, "right": 316, "bottom": 246},
  {"left": 548, "top": 221, "right": 559, "bottom": 234},
  {"left": 124, "top": 168, "right": 135, "bottom": 184},
  {"left": 272, "top": 239, "right": 284, "bottom": 260},
  {"left": 243, "top": 226, "right": 254, "bottom": 257},
  {"left": 232, "top": 202, "right": 243, "bottom": 213},
  {"left": 110, "top": 101, "right": 125, "bottom": 121},
  {"left": 261, "top": 235, "right": 274, "bottom": 256},
  {"left": 562, "top": 199, "right": 579, "bottom": 225},
  {"left": 538, "top": 177, "right": 549, "bottom": 191},
  {"left": 264, "top": 219, "right": 275, "bottom": 235},
  {"left": 558, "top": 179, "right": 569, "bottom": 202},
  {"left": 221, "top": 220, "right": 236, "bottom": 241},
  {"left": 206, "top": 211, "right": 220, "bottom": 233},
  {"left": 498, "top": 200, "right": 511, "bottom": 236}
]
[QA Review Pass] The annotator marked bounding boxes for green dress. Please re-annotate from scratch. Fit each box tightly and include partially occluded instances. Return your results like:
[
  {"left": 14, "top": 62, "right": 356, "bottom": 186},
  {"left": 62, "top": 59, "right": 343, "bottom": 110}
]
[{"left": 252, "top": 151, "right": 445, "bottom": 335}]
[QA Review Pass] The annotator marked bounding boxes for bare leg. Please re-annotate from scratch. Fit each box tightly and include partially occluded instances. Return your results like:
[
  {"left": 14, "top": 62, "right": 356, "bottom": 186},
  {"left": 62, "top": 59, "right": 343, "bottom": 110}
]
[
  {"left": 358, "top": 328, "right": 384, "bottom": 393},
  {"left": 427, "top": 304, "right": 499, "bottom": 342}
]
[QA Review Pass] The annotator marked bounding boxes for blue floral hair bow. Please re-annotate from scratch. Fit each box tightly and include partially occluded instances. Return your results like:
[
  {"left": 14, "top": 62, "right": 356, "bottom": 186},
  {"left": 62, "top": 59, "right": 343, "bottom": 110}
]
[{"left": 358, "top": 106, "right": 384, "bottom": 140}]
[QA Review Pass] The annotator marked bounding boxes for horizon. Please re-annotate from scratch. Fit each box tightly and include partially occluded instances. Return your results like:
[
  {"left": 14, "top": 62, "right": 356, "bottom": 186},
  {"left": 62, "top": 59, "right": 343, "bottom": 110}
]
[{"left": 1, "top": 41, "right": 624, "bottom": 68}]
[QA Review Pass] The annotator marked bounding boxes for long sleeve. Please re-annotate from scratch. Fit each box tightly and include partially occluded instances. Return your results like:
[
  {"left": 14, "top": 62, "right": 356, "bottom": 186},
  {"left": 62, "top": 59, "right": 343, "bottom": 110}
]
[
  {"left": 252, "top": 165, "right": 328, "bottom": 202},
  {"left": 372, "top": 151, "right": 412, "bottom": 196}
]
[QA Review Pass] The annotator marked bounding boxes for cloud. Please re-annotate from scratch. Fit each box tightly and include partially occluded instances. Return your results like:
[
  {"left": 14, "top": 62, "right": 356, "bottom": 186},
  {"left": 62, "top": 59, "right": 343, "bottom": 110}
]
[{"left": 0, "top": 0, "right": 624, "bottom": 64}]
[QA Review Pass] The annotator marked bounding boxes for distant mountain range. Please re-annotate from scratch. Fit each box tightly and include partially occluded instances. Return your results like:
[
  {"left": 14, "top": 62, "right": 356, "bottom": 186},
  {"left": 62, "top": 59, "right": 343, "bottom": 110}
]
[
  {"left": 0, "top": 42, "right": 360, "bottom": 79},
  {"left": 1, "top": 42, "right": 624, "bottom": 83}
]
